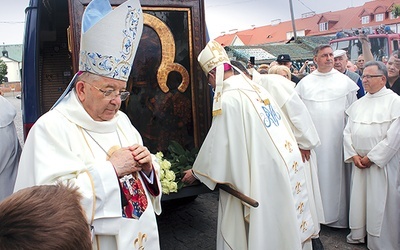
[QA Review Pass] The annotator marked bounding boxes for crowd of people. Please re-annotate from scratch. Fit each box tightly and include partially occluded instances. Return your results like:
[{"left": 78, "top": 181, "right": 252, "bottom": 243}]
[
  {"left": 182, "top": 39, "right": 400, "bottom": 250},
  {"left": 1, "top": 0, "right": 400, "bottom": 249}
]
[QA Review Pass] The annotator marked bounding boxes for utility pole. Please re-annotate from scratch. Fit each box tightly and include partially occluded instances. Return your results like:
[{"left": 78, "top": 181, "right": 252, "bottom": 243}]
[{"left": 289, "top": 0, "right": 297, "bottom": 40}]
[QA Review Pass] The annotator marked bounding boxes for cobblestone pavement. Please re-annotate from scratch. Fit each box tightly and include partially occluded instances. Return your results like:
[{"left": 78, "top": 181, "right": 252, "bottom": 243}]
[
  {"left": 6, "top": 92, "right": 367, "bottom": 250},
  {"left": 158, "top": 191, "right": 368, "bottom": 250}
]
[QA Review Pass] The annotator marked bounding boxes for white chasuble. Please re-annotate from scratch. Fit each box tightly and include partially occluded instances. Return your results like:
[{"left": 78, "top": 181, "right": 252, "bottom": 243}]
[
  {"left": 15, "top": 90, "right": 161, "bottom": 250},
  {"left": 295, "top": 69, "right": 358, "bottom": 227},
  {"left": 255, "top": 74, "right": 325, "bottom": 228},
  {"left": 344, "top": 88, "right": 400, "bottom": 250},
  {"left": 193, "top": 75, "right": 315, "bottom": 250}
]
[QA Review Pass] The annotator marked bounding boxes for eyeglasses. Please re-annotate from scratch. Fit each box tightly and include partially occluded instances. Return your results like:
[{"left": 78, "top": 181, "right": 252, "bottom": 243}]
[
  {"left": 85, "top": 82, "right": 130, "bottom": 101},
  {"left": 361, "top": 74, "right": 383, "bottom": 80}
]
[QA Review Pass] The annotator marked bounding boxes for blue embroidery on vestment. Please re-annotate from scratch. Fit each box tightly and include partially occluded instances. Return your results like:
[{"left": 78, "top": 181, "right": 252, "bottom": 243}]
[{"left": 260, "top": 104, "right": 281, "bottom": 127}]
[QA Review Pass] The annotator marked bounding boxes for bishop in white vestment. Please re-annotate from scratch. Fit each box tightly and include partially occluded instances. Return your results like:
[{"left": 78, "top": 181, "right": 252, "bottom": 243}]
[
  {"left": 190, "top": 40, "right": 316, "bottom": 250},
  {"left": 14, "top": 0, "right": 162, "bottom": 249}
]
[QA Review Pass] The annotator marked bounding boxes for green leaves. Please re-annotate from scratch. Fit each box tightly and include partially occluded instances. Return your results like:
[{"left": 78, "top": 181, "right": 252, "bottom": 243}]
[
  {"left": 164, "top": 140, "right": 199, "bottom": 185},
  {"left": 392, "top": 4, "right": 400, "bottom": 18}
]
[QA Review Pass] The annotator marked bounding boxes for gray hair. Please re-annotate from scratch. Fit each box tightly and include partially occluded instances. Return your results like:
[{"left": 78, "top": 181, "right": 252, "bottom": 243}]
[
  {"left": 363, "top": 60, "right": 388, "bottom": 79},
  {"left": 313, "top": 44, "right": 332, "bottom": 56}
]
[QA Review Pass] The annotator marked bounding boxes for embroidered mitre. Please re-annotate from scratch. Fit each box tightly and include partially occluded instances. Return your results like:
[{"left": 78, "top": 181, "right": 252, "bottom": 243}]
[
  {"left": 197, "top": 40, "right": 230, "bottom": 116},
  {"left": 79, "top": 0, "right": 143, "bottom": 82}
]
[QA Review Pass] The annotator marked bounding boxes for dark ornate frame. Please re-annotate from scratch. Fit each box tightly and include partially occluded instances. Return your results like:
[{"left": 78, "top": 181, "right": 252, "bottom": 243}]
[{"left": 68, "top": 0, "right": 211, "bottom": 151}]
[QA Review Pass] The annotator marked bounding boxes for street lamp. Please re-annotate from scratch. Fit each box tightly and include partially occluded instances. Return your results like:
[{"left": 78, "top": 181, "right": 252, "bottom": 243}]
[{"left": 289, "top": 0, "right": 297, "bottom": 40}]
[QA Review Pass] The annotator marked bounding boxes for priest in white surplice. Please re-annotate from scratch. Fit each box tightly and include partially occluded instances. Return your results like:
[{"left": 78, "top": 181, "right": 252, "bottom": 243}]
[
  {"left": 183, "top": 40, "right": 316, "bottom": 250},
  {"left": 14, "top": 1, "right": 162, "bottom": 249},
  {"left": 344, "top": 61, "right": 400, "bottom": 250},
  {"left": 295, "top": 44, "right": 359, "bottom": 228}
]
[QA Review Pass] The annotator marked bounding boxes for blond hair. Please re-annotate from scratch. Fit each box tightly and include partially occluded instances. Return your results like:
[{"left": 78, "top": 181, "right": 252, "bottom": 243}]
[{"left": 268, "top": 65, "right": 291, "bottom": 80}]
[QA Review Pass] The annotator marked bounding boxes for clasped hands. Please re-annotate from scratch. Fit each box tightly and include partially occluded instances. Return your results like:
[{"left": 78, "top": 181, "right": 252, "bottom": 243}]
[
  {"left": 109, "top": 144, "right": 153, "bottom": 177},
  {"left": 352, "top": 155, "right": 373, "bottom": 169}
]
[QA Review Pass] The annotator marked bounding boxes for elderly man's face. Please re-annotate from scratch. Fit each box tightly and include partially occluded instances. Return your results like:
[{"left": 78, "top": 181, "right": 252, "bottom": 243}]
[
  {"left": 76, "top": 75, "right": 127, "bottom": 121},
  {"left": 386, "top": 55, "right": 400, "bottom": 79},
  {"left": 314, "top": 47, "right": 334, "bottom": 73},
  {"left": 334, "top": 55, "right": 347, "bottom": 73},
  {"left": 361, "top": 65, "right": 386, "bottom": 94}
]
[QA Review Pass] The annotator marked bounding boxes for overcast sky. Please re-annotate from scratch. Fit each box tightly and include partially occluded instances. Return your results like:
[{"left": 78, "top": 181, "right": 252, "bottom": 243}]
[{"left": 0, "top": 0, "right": 370, "bottom": 45}]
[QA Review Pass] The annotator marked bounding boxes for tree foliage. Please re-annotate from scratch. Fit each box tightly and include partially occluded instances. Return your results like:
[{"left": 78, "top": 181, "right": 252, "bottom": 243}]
[
  {"left": 392, "top": 4, "right": 400, "bottom": 18},
  {"left": 0, "top": 59, "right": 7, "bottom": 83}
]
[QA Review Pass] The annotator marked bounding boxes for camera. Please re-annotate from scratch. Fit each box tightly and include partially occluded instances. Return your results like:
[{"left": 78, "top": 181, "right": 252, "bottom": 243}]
[{"left": 249, "top": 56, "right": 255, "bottom": 65}]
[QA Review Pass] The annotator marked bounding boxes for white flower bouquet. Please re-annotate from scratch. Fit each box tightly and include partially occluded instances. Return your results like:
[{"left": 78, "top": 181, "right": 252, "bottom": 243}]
[{"left": 155, "top": 141, "right": 199, "bottom": 195}]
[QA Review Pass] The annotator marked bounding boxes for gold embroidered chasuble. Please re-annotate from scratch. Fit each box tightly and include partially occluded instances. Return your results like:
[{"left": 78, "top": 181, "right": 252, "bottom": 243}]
[{"left": 193, "top": 74, "right": 315, "bottom": 249}]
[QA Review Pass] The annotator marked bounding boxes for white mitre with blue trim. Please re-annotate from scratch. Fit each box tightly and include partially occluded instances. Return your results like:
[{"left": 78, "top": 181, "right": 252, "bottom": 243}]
[{"left": 79, "top": 0, "right": 143, "bottom": 81}]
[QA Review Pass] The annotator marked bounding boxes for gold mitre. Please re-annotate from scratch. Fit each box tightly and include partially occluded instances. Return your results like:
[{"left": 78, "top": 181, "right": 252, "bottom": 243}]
[
  {"left": 198, "top": 40, "right": 230, "bottom": 116},
  {"left": 79, "top": 0, "right": 143, "bottom": 82},
  {"left": 198, "top": 40, "right": 230, "bottom": 75}
]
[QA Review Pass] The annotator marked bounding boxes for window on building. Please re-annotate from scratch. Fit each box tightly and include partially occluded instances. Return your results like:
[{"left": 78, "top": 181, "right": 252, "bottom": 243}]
[
  {"left": 375, "top": 13, "right": 384, "bottom": 22},
  {"left": 319, "top": 22, "right": 328, "bottom": 31},
  {"left": 390, "top": 12, "right": 397, "bottom": 19},
  {"left": 361, "top": 16, "right": 370, "bottom": 24}
]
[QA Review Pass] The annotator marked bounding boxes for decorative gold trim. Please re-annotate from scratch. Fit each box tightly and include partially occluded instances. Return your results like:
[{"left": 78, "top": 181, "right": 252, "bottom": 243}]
[
  {"left": 285, "top": 140, "right": 293, "bottom": 153},
  {"left": 292, "top": 161, "right": 299, "bottom": 173},
  {"left": 133, "top": 232, "right": 148, "bottom": 249}
]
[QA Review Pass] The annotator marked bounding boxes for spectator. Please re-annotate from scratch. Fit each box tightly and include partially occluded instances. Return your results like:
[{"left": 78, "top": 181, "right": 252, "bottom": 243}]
[
  {"left": 344, "top": 60, "right": 400, "bottom": 249},
  {"left": 355, "top": 54, "right": 365, "bottom": 76},
  {"left": 276, "top": 54, "right": 300, "bottom": 84},
  {"left": 309, "top": 62, "right": 317, "bottom": 73},
  {"left": 333, "top": 49, "right": 365, "bottom": 98},
  {"left": 0, "top": 183, "right": 92, "bottom": 249},
  {"left": 298, "top": 60, "right": 315, "bottom": 75},
  {"left": 257, "top": 64, "right": 269, "bottom": 74},
  {"left": 0, "top": 95, "right": 21, "bottom": 201},
  {"left": 13, "top": 0, "right": 162, "bottom": 249},
  {"left": 295, "top": 44, "right": 359, "bottom": 229},
  {"left": 268, "top": 65, "right": 292, "bottom": 82},
  {"left": 346, "top": 61, "right": 357, "bottom": 72},
  {"left": 385, "top": 52, "right": 400, "bottom": 95},
  {"left": 381, "top": 55, "right": 388, "bottom": 64}
]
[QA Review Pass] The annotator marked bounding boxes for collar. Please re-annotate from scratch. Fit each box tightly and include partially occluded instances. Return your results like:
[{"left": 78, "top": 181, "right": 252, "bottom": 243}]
[{"left": 54, "top": 90, "right": 119, "bottom": 133}]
